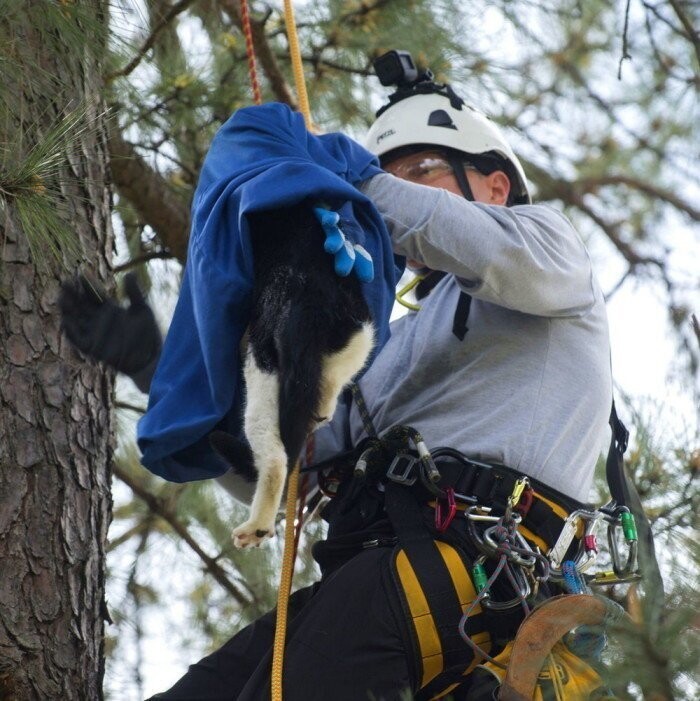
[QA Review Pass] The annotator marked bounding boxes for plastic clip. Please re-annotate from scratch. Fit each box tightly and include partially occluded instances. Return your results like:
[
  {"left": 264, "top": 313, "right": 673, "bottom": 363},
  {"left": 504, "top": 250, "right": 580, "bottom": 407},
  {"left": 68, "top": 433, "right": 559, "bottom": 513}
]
[
  {"left": 435, "top": 487, "right": 457, "bottom": 532},
  {"left": 385, "top": 454, "right": 417, "bottom": 486}
]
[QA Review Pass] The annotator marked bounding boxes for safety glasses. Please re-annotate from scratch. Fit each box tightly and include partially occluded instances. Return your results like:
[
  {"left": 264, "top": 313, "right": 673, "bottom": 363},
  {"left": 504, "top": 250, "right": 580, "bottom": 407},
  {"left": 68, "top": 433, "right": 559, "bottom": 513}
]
[{"left": 383, "top": 151, "right": 478, "bottom": 184}]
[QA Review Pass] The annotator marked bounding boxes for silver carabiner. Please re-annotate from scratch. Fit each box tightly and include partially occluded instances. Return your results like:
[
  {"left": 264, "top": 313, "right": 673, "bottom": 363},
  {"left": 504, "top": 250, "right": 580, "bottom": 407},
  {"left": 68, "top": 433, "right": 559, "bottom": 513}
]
[
  {"left": 549, "top": 509, "right": 603, "bottom": 578},
  {"left": 483, "top": 563, "right": 532, "bottom": 611},
  {"left": 481, "top": 516, "right": 538, "bottom": 569}
]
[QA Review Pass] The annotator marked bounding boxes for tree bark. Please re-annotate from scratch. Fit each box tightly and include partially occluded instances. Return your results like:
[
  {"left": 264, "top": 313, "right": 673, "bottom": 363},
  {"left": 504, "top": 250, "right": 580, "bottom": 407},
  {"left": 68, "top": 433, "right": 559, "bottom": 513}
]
[{"left": 0, "top": 4, "right": 113, "bottom": 699}]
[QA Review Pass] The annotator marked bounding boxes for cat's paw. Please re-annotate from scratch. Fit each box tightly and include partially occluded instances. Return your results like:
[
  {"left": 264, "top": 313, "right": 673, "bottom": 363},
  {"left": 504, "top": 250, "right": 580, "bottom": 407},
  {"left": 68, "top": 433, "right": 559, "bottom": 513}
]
[{"left": 232, "top": 520, "right": 275, "bottom": 548}]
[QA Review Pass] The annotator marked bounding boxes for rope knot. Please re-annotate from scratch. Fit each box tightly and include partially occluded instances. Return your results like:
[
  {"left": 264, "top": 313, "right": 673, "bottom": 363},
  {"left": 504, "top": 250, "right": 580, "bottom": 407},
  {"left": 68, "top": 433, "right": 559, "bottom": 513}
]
[
  {"left": 493, "top": 525, "right": 509, "bottom": 542},
  {"left": 492, "top": 525, "right": 512, "bottom": 555}
]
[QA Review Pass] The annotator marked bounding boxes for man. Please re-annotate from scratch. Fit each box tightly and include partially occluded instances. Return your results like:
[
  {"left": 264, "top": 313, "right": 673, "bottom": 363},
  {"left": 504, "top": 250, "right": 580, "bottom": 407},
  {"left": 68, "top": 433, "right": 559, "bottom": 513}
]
[{"left": 61, "top": 67, "right": 612, "bottom": 700}]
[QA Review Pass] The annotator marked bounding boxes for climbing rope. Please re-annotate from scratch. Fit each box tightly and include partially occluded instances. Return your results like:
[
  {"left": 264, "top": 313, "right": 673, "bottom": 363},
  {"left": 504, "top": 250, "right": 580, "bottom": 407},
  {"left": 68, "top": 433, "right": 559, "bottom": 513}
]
[
  {"left": 271, "top": 460, "right": 300, "bottom": 701},
  {"left": 283, "top": 0, "right": 313, "bottom": 129},
  {"left": 238, "top": 4, "right": 314, "bottom": 698},
  {"left": 239, "top": 0, "right": 263, "bottom": 105}
]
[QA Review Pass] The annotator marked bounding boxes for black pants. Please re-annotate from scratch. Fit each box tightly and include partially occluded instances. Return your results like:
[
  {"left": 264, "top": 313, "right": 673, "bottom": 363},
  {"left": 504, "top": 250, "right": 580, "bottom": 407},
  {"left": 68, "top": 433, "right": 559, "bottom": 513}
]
[{"left": 147, "top": 547, "right": 417, "bottom": 701}]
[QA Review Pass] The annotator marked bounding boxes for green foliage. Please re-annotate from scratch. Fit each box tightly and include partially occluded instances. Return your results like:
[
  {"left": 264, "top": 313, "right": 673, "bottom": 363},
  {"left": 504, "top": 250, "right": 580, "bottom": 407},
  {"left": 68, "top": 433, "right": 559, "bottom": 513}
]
[
  {"left": 0, "top": 105, "right": 101, "bottom": 269},
  {"left": 0, "top": 1, "right": 109, "bottom": 272}
]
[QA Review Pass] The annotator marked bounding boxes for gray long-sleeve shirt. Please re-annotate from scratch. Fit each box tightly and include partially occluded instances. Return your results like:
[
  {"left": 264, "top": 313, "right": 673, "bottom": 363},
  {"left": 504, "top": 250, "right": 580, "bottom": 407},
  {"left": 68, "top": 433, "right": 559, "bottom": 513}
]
[{"left": 311, "top": 173, "right": 612, "bottom": 502}]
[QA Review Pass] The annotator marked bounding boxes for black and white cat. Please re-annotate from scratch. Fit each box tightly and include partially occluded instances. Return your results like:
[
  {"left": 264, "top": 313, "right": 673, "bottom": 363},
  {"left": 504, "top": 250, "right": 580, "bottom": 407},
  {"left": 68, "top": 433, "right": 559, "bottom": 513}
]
[{"left": 215, "top": 204, "right": 374, "bottom": 548}]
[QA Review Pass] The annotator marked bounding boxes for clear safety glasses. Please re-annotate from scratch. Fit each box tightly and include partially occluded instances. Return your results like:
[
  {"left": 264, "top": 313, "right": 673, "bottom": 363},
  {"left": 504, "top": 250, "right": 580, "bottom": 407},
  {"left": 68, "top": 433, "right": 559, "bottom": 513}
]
[{"left": 383, "top": 151, "right": 478, "bottom": 184}]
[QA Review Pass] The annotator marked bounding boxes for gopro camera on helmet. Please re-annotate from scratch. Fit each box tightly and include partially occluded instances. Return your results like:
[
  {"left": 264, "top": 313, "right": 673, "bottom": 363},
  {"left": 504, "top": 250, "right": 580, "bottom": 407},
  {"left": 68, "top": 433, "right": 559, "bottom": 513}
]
[
  {"left": 373, "top": 50, "right": 427, "bottom": 87},
  {"left": 372, "top": 50, "right": 463, "bottom": 117}
]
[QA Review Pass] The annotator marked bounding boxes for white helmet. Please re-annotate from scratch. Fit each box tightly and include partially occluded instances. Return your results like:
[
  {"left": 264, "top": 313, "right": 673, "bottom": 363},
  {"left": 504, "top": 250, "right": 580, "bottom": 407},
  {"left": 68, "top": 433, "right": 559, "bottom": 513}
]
[{"left": 365, "top": 91, "right": 531, "bottom": 204}]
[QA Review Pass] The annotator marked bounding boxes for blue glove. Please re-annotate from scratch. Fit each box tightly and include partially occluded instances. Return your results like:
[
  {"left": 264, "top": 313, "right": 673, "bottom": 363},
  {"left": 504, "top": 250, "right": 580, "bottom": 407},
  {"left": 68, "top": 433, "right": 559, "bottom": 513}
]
[
  {"left": 313, "top": 205, "right": 374, "bottom": 282},
  {"left": 352, "top": 244, "right": 374, "bottom": 283}
]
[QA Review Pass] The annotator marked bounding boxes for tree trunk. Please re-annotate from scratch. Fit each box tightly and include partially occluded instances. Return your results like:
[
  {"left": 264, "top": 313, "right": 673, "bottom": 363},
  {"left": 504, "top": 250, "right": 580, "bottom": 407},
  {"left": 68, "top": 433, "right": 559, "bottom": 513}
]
[{"left": 0, "top": 4, "right": 113, "bottom": 699}]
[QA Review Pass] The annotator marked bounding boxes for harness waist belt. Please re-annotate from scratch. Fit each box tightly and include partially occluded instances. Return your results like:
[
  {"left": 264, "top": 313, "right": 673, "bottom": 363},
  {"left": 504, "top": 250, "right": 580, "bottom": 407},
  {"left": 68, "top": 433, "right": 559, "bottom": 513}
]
[{"left": 418, "top": 455, "right": 591, "bottom": 554}]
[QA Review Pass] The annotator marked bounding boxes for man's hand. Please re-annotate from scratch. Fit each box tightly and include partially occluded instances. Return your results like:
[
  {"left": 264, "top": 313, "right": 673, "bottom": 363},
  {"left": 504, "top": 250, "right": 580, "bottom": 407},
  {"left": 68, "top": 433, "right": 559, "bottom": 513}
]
[{"left": 59, "top": 273, "right": 162, "bottom": 388}]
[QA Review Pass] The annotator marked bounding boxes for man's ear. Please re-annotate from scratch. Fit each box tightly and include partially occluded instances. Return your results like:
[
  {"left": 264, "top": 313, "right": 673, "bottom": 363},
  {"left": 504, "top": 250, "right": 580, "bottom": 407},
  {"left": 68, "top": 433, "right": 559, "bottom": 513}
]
[{"left": 486, "top": 170, "right": 511, "bottom": 205}]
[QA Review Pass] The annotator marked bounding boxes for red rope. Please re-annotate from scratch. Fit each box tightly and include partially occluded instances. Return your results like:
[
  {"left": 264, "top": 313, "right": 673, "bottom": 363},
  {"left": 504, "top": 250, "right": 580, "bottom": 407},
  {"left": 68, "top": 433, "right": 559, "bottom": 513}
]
[{"left": 240, "top": 0, "right": 263, "bottom": 105}]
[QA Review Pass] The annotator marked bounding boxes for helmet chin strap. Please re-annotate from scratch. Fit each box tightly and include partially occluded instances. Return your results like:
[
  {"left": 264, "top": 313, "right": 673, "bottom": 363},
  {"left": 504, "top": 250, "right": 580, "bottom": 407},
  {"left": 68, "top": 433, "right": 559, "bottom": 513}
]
[
  {"left": 443, "top": 151, "right": 474, "bottom": 341},
  {"left": 445, "top": 151, "right": 474, "bottom": 202}
]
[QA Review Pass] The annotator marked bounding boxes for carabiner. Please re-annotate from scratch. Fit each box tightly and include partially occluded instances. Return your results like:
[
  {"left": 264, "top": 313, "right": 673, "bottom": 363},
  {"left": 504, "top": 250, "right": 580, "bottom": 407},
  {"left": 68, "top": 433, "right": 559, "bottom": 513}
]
[
  {"left": 607, "top": 518, "right": 639, "bottom": 579},
  {"left": 435, "top": 487, "right": 457, "bottom": 532},
  {"left": 507, "top": 477, "right": 529, "bottom": 515},
  {"left": 483, "top": 563, "right": 532, "bottom": 611}
]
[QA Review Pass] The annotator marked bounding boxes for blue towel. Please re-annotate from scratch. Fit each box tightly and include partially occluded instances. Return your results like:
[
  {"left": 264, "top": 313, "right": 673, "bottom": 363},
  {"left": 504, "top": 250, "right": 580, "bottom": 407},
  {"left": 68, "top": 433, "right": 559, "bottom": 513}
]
[{"left": 137, "top": 103, "right": 403, "bottom": 482}]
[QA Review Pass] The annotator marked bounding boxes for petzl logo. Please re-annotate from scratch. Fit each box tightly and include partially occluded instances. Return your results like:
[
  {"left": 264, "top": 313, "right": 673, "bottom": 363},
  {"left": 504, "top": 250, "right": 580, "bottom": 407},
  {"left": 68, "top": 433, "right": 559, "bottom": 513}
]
[{"left": 376, "top": 128, "right": 396, "bottom": 144}]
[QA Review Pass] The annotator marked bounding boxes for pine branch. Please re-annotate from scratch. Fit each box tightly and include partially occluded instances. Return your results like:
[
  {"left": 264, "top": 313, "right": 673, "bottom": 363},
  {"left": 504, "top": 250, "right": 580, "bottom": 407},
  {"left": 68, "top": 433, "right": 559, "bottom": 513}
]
[
  {"left": 604, "top": 267, "right": 634, "bottom": 302},
  {"left": 572, "top": 194, "right": 664, "bottom": 269},
  {"left": 113, "top": 250, "right": 173, "bottom": 273},
  {"left": 524, "top": 161, "right": 665, "bottom": 270},
  {"left": 115, "top": 401, "right": 147, "bottom": 414},
  {"left": 274, "top": 52, "right": 374, "bottom": 77},
  {"left": 108, "top": 126, "right": 190, "bottom": 262},
  {"left": 576, "top": 175, "right": 700, "bottom": 222},
  {"left": 107, "top": 519, "right": 152, "bottom": 552},
  {"left": 619, "top": 0, "right": 633, "bottom": 79},
  {"left": 105, "top": 0, "right": 196, "bottom": 82},
  {"left": 113, "top": 464, "right": 251, "bottom": 607},
  {"left": 667, "top": 0, "right": 700, "bottom": 66}
]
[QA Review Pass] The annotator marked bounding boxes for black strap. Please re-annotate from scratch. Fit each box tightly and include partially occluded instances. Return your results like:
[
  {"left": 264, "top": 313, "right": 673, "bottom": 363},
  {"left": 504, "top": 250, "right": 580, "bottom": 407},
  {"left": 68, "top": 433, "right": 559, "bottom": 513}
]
[
  {"left": 446, "top": 151, "right": 474, "bottom": 202},
  {"left": 415, "top": 270, "right": 448, "bottom": 300},
  {"left": 606, "top": 401, "right": 629, "bottom": 506},
  {"left": 452, "top": 292, "right": 472, "bottom": 341},
  {"left": 607, "top": 401, "right": 665, "bottom": 608},
  {"left": 349, "top": 381, "right": 378, "bottom": 438}
]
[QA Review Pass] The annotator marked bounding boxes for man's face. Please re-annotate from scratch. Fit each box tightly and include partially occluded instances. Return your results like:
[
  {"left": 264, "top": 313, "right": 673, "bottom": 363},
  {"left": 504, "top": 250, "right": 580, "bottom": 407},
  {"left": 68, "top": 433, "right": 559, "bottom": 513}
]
[
  {"left": 382, "top": 149, "right": 510, "bottom": 205},
  {"left": 383, "top": 149, "right": 512, "bottom": 271}
]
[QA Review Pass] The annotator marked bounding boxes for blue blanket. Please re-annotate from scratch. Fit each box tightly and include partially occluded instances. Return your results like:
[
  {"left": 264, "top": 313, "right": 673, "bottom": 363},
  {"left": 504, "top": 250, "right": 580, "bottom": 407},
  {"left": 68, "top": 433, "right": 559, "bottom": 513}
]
[{"left": 137, "top": 103, "right": 403, "bottom": 482}]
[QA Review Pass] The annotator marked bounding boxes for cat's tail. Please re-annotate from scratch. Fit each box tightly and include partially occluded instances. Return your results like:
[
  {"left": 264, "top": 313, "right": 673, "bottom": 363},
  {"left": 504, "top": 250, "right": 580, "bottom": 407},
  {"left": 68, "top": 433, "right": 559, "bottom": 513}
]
[{"left": 276, "top": 303, "right": 324, "bottom": 470}]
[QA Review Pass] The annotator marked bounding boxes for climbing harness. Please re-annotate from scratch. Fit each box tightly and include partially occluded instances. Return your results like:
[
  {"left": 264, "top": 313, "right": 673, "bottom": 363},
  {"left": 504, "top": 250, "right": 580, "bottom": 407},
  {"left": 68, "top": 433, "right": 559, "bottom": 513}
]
[{"left": 299, "top": 381, "right": 652, "bottom": 699}]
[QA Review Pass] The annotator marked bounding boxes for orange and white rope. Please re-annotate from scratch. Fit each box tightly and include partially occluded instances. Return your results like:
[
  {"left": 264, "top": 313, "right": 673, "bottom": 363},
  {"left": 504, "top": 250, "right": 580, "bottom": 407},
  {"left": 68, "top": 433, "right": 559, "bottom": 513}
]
[{"left": 239, "top": 0, "right": 263, "bottom": 105}]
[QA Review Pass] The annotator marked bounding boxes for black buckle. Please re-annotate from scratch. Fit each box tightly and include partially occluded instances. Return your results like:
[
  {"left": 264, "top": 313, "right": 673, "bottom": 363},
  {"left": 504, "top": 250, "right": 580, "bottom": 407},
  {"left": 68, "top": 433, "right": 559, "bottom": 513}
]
[{"left": 386, "top": 453, "right": 417, "bottom": 486}]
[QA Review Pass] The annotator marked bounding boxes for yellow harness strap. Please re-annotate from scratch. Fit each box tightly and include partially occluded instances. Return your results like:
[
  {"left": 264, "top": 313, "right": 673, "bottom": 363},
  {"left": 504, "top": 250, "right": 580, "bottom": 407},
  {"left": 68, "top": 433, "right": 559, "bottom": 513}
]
[{"left": 393, "top": 539, "right": 492, "bottom": 697}]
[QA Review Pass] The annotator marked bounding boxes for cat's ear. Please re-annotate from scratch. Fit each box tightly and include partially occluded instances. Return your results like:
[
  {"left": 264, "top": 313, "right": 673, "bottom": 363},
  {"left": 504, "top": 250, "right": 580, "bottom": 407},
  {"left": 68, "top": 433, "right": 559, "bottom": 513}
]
[{"left": 209, "top": 431, "right": 256, "bottom": 482}]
